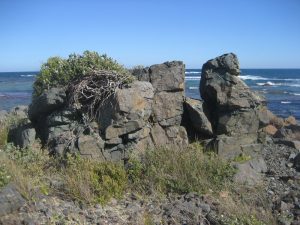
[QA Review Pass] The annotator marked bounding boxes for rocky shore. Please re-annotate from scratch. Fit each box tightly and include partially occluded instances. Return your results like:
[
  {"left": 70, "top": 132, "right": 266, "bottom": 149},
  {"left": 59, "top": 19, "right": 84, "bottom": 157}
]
[{"left": 1, "top": 53, "right": 300, "bottom": 224}]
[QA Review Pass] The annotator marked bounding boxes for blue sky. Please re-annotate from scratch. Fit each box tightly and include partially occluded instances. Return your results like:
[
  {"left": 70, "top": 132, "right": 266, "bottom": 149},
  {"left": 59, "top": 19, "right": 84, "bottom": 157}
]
[{"left": 0, "top": 0, "right": 300, "bottom": 71}]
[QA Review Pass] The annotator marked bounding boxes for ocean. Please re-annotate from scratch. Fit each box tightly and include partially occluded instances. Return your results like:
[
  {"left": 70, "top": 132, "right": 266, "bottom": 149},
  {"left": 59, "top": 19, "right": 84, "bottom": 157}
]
[{"left": 0, "top": 69, "right": 299, "bottom": 120}]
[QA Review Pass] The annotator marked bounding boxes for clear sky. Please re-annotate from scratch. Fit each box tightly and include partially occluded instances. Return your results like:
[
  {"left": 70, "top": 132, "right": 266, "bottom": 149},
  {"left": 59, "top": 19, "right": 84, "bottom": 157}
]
[{"left": 0, "top": 0, "right": 300, "bottom": 71}]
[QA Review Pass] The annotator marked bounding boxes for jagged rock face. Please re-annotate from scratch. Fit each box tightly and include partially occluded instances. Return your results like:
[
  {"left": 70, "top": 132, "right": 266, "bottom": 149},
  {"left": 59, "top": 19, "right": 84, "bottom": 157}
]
[
  {"left": 27, "top": 61, "right": 188, "bottom": 161},
  {"left": 200, "top": 53, "right": 263, "bottom": 136},
  {"left": 28, "top": 88, "right": 66, "bottom": 121},
  {"left": 132, "top": 61, "right": 185, "bottom": 92},
  {"left": 183, "top": 97, "right": 213, "bottom": 137}
]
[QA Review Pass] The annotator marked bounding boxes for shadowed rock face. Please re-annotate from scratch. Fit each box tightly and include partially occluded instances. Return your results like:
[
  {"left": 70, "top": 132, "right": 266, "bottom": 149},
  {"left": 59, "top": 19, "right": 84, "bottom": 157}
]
[{"left": 200, "top": 53, "right": 263, "bottom": 136}]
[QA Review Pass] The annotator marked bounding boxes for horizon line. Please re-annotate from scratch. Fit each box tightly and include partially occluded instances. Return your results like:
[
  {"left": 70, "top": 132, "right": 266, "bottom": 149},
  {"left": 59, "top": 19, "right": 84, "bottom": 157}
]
[{"left": 1, "top": 68, "right": 300, "bottom": 73}]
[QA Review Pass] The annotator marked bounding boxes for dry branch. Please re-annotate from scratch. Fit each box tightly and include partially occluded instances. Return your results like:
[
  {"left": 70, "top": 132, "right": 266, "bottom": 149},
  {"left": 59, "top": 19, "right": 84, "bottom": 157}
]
[{"left": 67, "top": 70, "right": 134, "bottom": 122}]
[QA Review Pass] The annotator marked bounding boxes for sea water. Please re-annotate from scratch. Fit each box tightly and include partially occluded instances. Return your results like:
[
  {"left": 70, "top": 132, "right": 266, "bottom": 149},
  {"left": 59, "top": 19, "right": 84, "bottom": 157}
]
[{"left": 0, "top": 70, "right": 299, "bottom": 120}]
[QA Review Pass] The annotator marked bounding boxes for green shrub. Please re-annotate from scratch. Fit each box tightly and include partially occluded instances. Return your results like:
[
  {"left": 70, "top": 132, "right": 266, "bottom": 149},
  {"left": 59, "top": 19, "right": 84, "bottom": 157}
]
[
  {"left": 63, "top": 155, "right": 127, "bottom": 204},
  {"left": 128, "top": 144, "right": 236, "bottom": 195},
  {"left": 233, "top": 153, "right": 252, "bottom": 163},
  {"left": 0, "top": 163, "right": 11, "bottom": 188},
  {"left": 0, "top": 124, "right": 8, "bottom": 148},
  {"left": 33, "top": 50, "right": 131, "bottom": 96}
]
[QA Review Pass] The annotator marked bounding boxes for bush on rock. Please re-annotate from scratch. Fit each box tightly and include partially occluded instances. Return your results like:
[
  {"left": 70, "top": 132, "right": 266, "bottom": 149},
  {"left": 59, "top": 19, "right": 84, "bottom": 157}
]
[{"left": 33, "top": 50, "right": 132, "bottom": 96}]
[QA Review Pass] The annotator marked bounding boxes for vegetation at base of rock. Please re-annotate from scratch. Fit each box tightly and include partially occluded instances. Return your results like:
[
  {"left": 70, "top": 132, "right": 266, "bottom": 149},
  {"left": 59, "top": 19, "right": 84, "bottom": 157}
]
[
  {"left": 0, "top": 142, "right": 275, "bottom": 224},
  {"left": 233, "top": 153, "right": 252, "bottom": 163},
  {"left": 128, "top": 143, "right": 236, "bottom": 194},
  {"left": 0, "top": 124, "right": 8, "bottom": 148},
  {"left": 0, "top": 164, "right": 10, "bottom": 188},
  {"left": 33, "top": 50, "right": 132, "bottom": 96},
  {"left": 63, "top": 155, "right": 127, "bottom": 204}
]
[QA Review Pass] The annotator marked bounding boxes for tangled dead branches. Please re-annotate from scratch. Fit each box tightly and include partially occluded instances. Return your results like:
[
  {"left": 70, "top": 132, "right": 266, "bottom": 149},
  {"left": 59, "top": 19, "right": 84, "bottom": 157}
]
[{"left": 67, "top": 70, "right": 134, "bottom": 122}]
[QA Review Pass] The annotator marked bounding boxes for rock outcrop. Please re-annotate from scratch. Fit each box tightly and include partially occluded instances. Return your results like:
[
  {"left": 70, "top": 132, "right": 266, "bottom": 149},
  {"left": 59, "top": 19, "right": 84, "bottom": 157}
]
[
  {"left": 200, "top": 53, "right": 263, "bottom": 136},
  {"left": 183, "top": 97, "right": 213, "bottom": 138},
  {"left": 200, "top": 53, "right": 265, "bottom": 159},
  {"left": 27, "top": 61, "right": 188, "bottom": 161}
]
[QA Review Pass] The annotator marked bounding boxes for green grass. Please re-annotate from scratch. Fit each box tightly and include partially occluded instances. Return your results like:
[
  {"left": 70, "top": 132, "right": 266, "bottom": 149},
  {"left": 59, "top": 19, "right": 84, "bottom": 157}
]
[
  {"left": 127, "top": 143, "right": 236, "bottom": 195},
  {"left": 0, "top": 141, "right": 275, "bottom": 224},
  {"left": 233, "top": 153, "right": 252, "bottom": 163},
  {"left": 0, "top": 164, "right": 11, "bottom": 188}
]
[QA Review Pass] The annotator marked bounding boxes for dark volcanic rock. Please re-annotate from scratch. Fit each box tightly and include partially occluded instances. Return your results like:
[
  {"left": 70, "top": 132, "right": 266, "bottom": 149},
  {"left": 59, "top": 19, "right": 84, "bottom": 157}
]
[
  {"left": 0, "top": 184, "right": 26, "bottom": 217},
  {"left": 294, "top": 153, "right": 300, "bottom": 172},
  {"left": 8, "top": 122, "right": 36, "bottom": 148},
  {"left": 200, "top": 53, "right": 263, "bottom": 136},
  {"left": 184, "top": 97, "right": 213, "bottom": 137},
  {"left": 149, "top": 61, "right": 185, "bottom": 92},
  {"left": 28, "top": 87, "right": 66, "bottom": 121},
  {"left": 25, "top": 62, "right": 188, "bottom": 161}
]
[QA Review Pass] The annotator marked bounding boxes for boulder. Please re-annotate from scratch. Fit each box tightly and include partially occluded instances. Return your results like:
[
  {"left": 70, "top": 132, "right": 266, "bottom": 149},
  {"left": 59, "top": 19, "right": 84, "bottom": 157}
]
[
  {"left": 28, "top": 87, "right": 66, "bottom": 121},
  {"left": 115, "top": 81, "right": 154, "bottom": 121},
  {"left": 217, "top": 110, "right": 259, "bottom": 136},
  {"left": 150, "top": 124, "right": 188, "bottom": 149},
  {"left": 8, "top": 121, "right": 36, "bottom": 148},
  {"left": 204, "top": 134, "right": 258, "bottom": 159},
  {"left": 152, "top": 91, "right": 183, "bottom": 127},
  {"left": 133, "top": 61, "right": 185, "bottom": 93},
  {"left": 0, "top": 184, "right": 26, "bottom": 217},
  {"left": 10, "top": 105, "right": 28, "bottom": 119},
  {"left": 105, "top": 120, "right": 144, "bottom": 140},
  {"left": 274, "top": 124, "right": 300, "bottom": 141},
  {"left": 149, "top": 61, "right": 185, "bottom": 92},
  {"left": 233, "top": 156, "right": 267, "bottom": 185},
  {"left": 200, "top": 53, "right": 263, "bottom": 135},
  {"left": 284, "top": 116, "right": 297, "bottom": 126},
  {"left": 263, "top": 124, "right": 278, "bottom": 136},
  {"left": 274, "top": 139, "right": 300, "bottom": 150},
  {"left": 47, "top": 109, "right": 79, "bottom": 127},
  {"left": 77, "top": 135, "right": 106, "bottom": 159},
  {"left": 183, "top": 97, "right": 213, "bottom": 137},
  {"left": 131, "top": 66, "right": 150, "bottom": 82},
  {"left": 258, "top": 107, "right": 276, "bottom": 127}
]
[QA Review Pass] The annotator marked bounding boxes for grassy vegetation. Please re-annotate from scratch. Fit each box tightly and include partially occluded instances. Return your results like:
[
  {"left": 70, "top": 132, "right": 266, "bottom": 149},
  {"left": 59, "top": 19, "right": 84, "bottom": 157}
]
[
  {"left": 33, "top": 51, "right": 132, "bottom": 96},
  {"left": 0, "top": 133, "right": 274, "bottom": 224},
  {"left": 128, "top": 142, "right": 236, "bottom": 195},
  {"left": 62, "top": 155, "right": 127, "bottom": 204}
]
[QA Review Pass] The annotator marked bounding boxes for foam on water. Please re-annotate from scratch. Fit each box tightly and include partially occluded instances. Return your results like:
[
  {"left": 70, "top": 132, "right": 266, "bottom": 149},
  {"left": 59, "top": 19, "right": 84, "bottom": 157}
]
[
  {"left": 186, "top": 76, "right": 201, "bottom": 80},
  {"left": 20, "top": 74, "right": 36, "bottom": 77},
  {"left": 185, "top": 71, "right": 201, "bottom": 74}
]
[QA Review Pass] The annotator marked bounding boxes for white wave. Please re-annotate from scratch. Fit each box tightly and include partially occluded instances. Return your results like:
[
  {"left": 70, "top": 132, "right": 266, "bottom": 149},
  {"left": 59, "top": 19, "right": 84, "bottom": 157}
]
[
  {"left": 241, "top": 75, "right": 300, "bottom": 82},
  {"left": 281, "top": 101, "right": 291, "bottom": 104},
  {"left": 240, "top": 75, "right": 268, "bottom": 80},
  {"left": 256, "top": 82, "right": 300, "bottom": 87},
  {"left": 256, "top": 81, "right": 276, "bottom": 86},
  {"left": 185, "top": 71, "right": 201, "bottom": 74},
  {"left": 186, "top": 76, "right": 201, "bottom": 80},
  {"left": 188, "top": 87, "right": 198, "bottom": 90},
  {"left": 293, "top": 93, "right": 300, "bottom": 96},
  {"left": 20, "top": 74, "right": 36, "bottom": 77}
]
